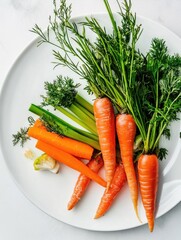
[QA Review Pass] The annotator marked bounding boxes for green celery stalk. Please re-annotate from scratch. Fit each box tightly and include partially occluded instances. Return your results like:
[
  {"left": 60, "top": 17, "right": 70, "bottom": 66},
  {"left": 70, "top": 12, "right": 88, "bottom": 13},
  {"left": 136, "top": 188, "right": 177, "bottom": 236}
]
[
  {"left": 75, "top": 94, "right": 94, "bottom": 114},
  {"left": 69, "top": 103, "right": 97, "bottom": 134},
  {"left": 56, "top": 105, "right": 97, "bottom": 135},
  {"left": 74, "top": 102, "right": 95, "bottom": 121}
]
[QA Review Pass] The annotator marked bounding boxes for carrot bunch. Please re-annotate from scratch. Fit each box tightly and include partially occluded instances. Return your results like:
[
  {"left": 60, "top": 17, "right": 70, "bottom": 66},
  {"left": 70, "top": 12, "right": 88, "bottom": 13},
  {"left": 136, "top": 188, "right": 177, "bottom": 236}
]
[
  {"left": 92, "top": 99, "right": 140, "bottom": 220},
  {"left": 16, "top": 0, "right": 181, "bottom": 232},
  {"left": 93, "top": 98, "right": 159, "bottom": 231}
]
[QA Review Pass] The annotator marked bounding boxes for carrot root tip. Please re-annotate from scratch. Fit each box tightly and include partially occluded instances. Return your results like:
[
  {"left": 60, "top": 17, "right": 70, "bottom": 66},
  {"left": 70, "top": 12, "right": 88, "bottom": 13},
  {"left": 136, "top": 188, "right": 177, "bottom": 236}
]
[
  {"left": 134, "top": 205, "right": 142, "bottom": 223},
  {"left": 94, "top": 214, "right": 102, "bottom": 219}
]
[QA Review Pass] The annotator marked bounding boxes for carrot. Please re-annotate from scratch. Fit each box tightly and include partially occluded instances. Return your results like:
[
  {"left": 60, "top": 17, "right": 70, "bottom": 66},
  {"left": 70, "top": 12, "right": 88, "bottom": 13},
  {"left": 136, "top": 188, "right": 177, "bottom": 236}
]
[
  {"left": 33, "top": 119, "right": 45, "bottom": 128},
  {"left": 138, "top": 154, "right": 159, "bottom": 232},
  {"left": 94, "top": 164, "right": 126, "bottom": 219},
  {"left": 93, "top": 97, "right": 116, "bottom": 189},
  {"left": 36, "top": 140, "right": 106, "bottom": 187},
  {"left": 67, "top": 155, "right": 104, "bottom": 210},
  {"left": 116, "top": 114, "right": 139, "bottom": 218},
  {"left": 28, "top": 124, "right": 94, "bottom": 160}
]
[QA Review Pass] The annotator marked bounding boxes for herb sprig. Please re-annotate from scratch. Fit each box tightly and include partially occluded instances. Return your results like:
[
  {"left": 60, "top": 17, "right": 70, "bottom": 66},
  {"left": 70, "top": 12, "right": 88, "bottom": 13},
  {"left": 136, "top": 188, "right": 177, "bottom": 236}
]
[{"left": 12, "top": 128, "right": 30, "bottom": 147}]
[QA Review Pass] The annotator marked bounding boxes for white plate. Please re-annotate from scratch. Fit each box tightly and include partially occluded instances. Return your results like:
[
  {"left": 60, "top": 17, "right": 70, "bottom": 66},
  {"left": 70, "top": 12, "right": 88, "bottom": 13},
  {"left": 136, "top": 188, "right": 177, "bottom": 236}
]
[{"left": 0, "top": 14, "right": 181, "bottom": 231}]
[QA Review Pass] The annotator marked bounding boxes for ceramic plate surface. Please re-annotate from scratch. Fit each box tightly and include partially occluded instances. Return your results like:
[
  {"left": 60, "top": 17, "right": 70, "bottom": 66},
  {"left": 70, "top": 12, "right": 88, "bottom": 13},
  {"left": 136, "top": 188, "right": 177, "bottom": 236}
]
[{"left": 0, "top": 14, "right": 181, "bottom": 231}]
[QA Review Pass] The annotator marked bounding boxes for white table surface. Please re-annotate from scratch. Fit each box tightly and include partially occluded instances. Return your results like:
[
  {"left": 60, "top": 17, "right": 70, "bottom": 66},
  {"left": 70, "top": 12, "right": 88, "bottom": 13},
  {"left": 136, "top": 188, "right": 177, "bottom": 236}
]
[{"left": 0, "top": 0, "right": 181, "bottom": 239}]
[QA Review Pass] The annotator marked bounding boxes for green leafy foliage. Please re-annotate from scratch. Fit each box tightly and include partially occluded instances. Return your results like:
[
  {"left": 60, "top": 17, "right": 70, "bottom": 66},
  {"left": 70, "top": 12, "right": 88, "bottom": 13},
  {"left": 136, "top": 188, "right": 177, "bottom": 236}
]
[
  {"left": 41, "top": 75, "right": 80, "bottom": 108},
  {"left": 138, "top": 38, "right": 181, "bottom": 154},
  {"left": 31, "top": 0, "right": 181, "bottom": 159}
]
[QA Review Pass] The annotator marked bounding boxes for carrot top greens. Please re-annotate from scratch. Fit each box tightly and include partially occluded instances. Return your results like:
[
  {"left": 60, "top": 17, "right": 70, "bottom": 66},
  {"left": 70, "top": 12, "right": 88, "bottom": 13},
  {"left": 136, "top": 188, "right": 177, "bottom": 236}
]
[
  {"left": 139, "top": 39, "right": 181, "bottom": 156},
  {"left": 41, "top": 75, "right": 80, "bottom": 108},
  {"left": 41, "top": 75, "right": 97, "bottom": 134},
  {"left": 31, "top": 0, "right": 181, "bottom": 159}
]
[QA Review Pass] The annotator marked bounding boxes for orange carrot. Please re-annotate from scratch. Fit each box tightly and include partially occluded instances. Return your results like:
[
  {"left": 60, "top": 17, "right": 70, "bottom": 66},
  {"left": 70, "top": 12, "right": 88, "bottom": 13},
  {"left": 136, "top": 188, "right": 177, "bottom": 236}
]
[
  {"left": 94, "top": 164, "right": 126, "bottom": 219},
  {"left": 36, "top": 140, "right": 106, "bottom": 187},
  {"left": 138, "top": 154, "right": 159, "bottom": 232},
  {"left": 67, "top": 155, "right": 104, "bottom": 210},
  {"left": 116, "top": 114, "right": 139, "bottom": 218},
  {"left": 28, "top": 125, "right": 94, "bottom": 160},
  {"left": 93, "top": 97, "right": 116, "bottom": 189},
  {"left": 33, "top": 119, "right": 45, "bottom": 128}
]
